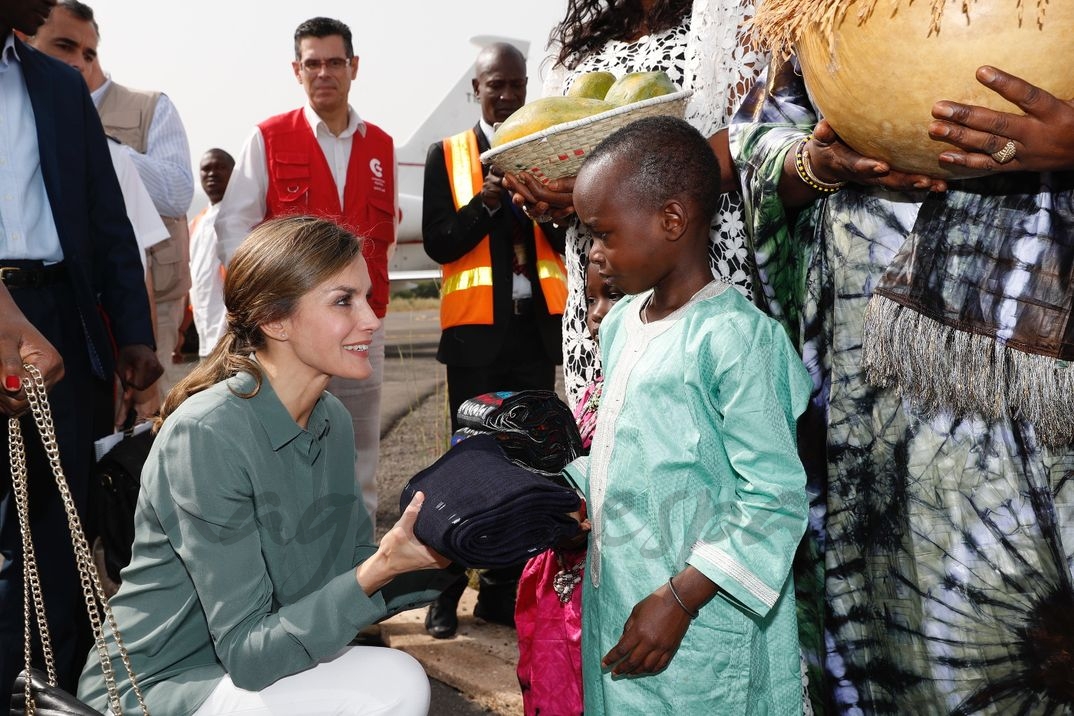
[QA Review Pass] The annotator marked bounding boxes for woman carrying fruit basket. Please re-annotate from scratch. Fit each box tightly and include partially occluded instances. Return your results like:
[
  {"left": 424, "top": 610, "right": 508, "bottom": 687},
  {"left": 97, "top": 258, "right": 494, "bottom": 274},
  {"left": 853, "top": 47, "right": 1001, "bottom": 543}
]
[
  {"left": 731, "top": 1, "right": 1074, "bottom": 712},
  {"left": 505, "top": 0, "right": 767, "bottom": 409}
]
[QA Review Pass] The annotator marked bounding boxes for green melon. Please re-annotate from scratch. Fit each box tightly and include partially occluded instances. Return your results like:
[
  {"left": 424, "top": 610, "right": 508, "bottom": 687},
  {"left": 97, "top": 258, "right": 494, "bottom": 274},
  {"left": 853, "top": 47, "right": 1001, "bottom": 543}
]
[
  {"left": 603, "top": 71, "right": 677, "bottom": 106},
  {"left": 566, "top": 71, "right": 617, "bottom": 100}
]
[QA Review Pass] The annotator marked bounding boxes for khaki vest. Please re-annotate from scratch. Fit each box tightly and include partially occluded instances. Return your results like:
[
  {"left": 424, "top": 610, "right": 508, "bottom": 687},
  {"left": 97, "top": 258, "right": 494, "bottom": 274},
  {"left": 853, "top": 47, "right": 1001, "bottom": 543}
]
[
  {"left": 97, "top": 83, "right": 191, "bottom": 304},
  {"left": 96, "top": 83, "right": 159, "bottom": 154}
]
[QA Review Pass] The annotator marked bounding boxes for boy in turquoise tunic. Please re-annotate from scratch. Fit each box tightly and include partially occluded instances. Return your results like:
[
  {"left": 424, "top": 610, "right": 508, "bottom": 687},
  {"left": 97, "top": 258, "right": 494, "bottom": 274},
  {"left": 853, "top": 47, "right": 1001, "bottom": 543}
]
[{"left": 565, "top": 116, "right": 811, "bottom": 714}]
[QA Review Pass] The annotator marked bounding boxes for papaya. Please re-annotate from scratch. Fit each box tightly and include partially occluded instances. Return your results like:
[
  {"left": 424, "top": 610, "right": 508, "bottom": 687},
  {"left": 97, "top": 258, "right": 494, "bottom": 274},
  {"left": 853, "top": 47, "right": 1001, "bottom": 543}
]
[
  {"left": 603, "top": 71, "right": 677, "bottom": 106},
  {"left": 491, "top": 96, "right": 615, "bottom": 147},
  {"left": 566, "top": 71, "right": 617, "bottom": 100}
]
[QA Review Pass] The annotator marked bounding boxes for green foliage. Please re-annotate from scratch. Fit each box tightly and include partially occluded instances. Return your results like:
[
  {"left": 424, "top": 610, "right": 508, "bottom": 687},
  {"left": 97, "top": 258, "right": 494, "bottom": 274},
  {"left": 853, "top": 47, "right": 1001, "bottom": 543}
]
[{"left": 391, "top": 280, "right": 441, "bottom": 300}]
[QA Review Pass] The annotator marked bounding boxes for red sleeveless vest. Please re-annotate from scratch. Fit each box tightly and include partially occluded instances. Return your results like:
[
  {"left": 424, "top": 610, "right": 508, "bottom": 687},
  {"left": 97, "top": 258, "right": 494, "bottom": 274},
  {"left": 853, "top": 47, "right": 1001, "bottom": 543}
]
[{"left": 259, "top": 109, "right": 396, "bottom": 318}]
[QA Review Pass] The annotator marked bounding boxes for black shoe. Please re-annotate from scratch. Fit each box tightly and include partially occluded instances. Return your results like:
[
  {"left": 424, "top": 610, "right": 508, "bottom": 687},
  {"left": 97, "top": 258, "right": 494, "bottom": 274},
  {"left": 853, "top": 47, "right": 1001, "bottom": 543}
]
[{"left": 425, "top": 601, "right": 459, "bottom": 639}]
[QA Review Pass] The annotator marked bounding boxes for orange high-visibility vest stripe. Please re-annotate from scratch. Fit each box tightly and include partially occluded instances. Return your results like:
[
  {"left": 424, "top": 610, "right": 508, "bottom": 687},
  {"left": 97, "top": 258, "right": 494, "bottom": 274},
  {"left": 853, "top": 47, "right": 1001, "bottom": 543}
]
[
  {"left": 441, "top": 131, "right": 494, "bottom": 327},
  {"left": 534, "top": 231, "right": 567, "bottom": 315},
  {"left": 440, "top": 130, "right": 566, "bottom": 329}
]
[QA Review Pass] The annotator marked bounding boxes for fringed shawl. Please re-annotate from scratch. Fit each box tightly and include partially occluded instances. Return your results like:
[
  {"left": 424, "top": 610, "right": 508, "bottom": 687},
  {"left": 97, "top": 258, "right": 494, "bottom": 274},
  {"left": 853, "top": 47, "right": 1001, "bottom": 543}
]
[{"left": 861, "top": 172, "right": 1074, "bottom": 445}]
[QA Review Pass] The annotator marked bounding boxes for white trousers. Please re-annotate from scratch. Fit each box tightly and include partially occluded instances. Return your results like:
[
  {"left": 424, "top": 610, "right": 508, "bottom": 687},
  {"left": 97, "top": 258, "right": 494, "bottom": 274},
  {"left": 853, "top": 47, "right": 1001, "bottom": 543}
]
[
  {"left": 327, "top": 324, "right": 384, "bottom": 528},
  {"left": 190, "top": 646, "right": 430, "bottom": 715}
]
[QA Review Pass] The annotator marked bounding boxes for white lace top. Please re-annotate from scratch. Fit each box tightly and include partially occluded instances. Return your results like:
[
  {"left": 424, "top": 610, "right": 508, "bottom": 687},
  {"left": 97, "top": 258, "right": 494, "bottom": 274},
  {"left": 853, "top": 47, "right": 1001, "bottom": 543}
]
[{"left": 541, "top": 0, "right": 768, "bottom": 408}]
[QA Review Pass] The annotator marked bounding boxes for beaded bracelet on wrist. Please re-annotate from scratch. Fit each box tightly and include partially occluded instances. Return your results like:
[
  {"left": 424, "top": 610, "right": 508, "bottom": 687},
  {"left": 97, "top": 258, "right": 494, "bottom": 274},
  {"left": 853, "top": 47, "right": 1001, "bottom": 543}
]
[{"left": 794, "top": 136, "right": 846, "bottom": 194}]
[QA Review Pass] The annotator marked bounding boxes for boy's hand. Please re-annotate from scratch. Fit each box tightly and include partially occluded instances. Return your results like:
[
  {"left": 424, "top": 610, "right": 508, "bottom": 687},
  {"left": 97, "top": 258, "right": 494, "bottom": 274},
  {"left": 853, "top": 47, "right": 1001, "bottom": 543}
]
[
  {"left": 502, "top": 171, "right": 576, "bottom": 222},
  {"left": 601, "top": 583, "right": 692, "bottom": 676}
]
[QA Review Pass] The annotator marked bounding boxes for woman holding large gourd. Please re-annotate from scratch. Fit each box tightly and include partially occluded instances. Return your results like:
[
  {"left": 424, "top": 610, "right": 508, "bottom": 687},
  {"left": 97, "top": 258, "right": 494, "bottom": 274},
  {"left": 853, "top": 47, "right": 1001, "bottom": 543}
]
[
  {"left": 505, "top": 0, "right": 767, "bottom": 408},
  {"left": 733, "top": 2, "right": 1074, "bottom": 712}
]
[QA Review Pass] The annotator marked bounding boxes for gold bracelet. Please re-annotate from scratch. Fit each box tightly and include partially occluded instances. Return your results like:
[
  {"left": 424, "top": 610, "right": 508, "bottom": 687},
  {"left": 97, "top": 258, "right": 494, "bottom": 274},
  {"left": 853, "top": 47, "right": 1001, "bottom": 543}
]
[
  {"left": 794, "top": 136, "right": 846, "bottom": 194},
  {"left": 668, "top": 576, "right": 699, "bottom": 619}
]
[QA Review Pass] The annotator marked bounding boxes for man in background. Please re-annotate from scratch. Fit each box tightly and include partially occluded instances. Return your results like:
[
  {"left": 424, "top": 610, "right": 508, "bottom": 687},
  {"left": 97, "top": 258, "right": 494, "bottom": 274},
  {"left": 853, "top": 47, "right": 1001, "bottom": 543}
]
[
  {"left": 26, "top": 1, "right": 171, "bottom": 427},
  {"left": 421, "top": 42, "right": 566, "bottom": 638},
  {"left": 32, "top": 0, "right": 194, "bottom": 397},
  {"left": 216, "top": 16, "right": 398, "bottom": 526},
  {"left": 0, "top": 0, "right": 160, "bottom": 701},
  {"left": 187, "top": 148, "right": 234, "bottom": 358}
]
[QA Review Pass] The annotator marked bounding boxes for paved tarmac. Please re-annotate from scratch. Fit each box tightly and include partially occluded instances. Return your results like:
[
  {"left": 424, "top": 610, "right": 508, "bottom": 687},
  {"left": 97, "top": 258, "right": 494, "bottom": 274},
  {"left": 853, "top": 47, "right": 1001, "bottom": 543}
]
[
  {"left": 378, "top": 307, "right": 444, "bottom": 440},
  {"left": 377, "top": 308, "right": 523, "bottom": 715}
]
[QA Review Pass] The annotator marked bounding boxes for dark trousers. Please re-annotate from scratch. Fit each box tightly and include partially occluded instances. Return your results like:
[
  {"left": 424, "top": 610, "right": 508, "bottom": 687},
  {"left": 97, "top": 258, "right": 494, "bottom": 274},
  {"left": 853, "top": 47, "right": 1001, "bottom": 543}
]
[
  {"left": 445, "top": 315, "right": 557, "bottom": 434},
  {"left": 441, "top": 312, "right": 557, "bottom": 616},
  {"left": 0, "top": 280, "right": 98, "bottom": 705},
  {"left": 435, "top": 562, "right": 525, "bottom": 620}
]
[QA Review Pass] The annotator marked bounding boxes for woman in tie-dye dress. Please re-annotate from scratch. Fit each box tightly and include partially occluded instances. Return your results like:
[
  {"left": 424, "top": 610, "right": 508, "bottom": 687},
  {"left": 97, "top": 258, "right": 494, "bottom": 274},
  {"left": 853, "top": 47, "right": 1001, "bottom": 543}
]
[{"left": 731, "top": 43, "right": 1074, "bottom": 716}]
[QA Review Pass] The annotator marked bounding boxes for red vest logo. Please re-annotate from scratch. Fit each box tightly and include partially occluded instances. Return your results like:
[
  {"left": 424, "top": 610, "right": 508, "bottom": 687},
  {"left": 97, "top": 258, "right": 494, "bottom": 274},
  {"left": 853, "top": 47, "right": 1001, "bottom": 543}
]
[{"left": 369, "top": 157, "right": 387, "bottom": 193}]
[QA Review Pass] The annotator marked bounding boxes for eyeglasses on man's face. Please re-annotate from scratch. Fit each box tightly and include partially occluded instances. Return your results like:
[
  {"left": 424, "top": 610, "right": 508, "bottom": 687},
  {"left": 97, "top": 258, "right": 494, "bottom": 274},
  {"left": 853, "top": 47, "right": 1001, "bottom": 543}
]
[{"left": 299, "top": 57, "right": 352, "bottom": 74}]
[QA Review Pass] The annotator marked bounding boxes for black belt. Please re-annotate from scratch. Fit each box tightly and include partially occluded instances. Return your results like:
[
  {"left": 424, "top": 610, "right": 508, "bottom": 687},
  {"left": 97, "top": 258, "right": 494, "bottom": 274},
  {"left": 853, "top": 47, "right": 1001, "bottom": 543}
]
[
  {"left": 512, "top": 297, "right": 534, "bottom": 317},
  {"left": 0, "top": 261, "right": 67, "bottom": 289}
]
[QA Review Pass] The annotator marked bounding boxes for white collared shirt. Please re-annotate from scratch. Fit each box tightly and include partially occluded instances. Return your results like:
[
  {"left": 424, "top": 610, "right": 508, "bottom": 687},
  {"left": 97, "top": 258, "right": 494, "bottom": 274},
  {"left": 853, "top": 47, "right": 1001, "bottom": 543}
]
[
  {"left": 216, "top": 103, "right": 398, "bottom": 263},
  {"left": 0, "top": 34, "right": 62, "bottom": 261},
  {"left": 187, "top": 203, "right": 226, "bottom": 357},
  {"left": 478, "top": 118, "right": 496, "bottom": 148},
  {"left": 107, "top": 140, "right": 168, "bottom": 275},
  {"left": 92, "top": 76, "right": 194, "bottom": 218}
]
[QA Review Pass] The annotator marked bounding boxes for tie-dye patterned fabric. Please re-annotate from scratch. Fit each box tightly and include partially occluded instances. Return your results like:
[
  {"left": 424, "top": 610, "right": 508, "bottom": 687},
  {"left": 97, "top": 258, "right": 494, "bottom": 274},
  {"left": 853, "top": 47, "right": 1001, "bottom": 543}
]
[{"left": 731, "top": 59, "right": 1074, "bottom": 715}]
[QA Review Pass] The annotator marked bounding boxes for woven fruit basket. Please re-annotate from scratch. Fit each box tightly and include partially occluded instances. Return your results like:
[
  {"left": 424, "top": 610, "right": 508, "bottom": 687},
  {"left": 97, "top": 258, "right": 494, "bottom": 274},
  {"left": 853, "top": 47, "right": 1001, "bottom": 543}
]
[{"left": 480, "top": 89, "right": 693, "bottom": 184}]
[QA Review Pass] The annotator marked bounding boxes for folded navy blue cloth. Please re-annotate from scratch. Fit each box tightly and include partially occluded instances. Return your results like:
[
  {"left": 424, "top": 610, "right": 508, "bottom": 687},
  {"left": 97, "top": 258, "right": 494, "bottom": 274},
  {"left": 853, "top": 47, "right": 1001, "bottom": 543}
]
[
  {"left": 401, "top": 433, "right": 582, "bottom": 568},
  {"left": 455, "top": 390, "right": 583, "bottom": 484}
]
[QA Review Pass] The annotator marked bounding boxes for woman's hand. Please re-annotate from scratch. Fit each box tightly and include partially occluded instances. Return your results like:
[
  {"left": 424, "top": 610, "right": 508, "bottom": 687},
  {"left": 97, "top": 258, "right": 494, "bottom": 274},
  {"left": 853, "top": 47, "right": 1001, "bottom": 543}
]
[
  {"left": 780, "top": 119, "right": 947, "bottom": 207},
  {"left": 356, "top": 492, "right": 450, "bottom": 595},
  {"left": 502, "top": 172, "right": 576, "bottom": 222},
  {"left": 0, "top": 288, "right": 64, "bottom": 416},
  {"left": 601, "top": 581, "right": 693, "bottom": 676},
  {"left": 807, "top": 120, "right": 949, "bottom": 192},
  {"left": 930, "top": 65, "right": 1074, "bottom": 174}
]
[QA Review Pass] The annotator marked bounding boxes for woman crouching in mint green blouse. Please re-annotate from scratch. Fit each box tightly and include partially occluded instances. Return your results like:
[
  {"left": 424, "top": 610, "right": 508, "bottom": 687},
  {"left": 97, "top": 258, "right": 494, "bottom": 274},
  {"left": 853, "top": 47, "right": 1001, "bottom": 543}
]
[{"left": 78, "top": 216, "right": 454, "bottom": 716}]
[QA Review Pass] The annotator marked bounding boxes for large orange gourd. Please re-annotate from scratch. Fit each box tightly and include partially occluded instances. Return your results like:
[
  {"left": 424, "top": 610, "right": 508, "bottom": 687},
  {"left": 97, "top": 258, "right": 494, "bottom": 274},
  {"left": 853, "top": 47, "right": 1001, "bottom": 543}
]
[{"left": 758, "top": 0, "right": 1074, "bottom": 178}]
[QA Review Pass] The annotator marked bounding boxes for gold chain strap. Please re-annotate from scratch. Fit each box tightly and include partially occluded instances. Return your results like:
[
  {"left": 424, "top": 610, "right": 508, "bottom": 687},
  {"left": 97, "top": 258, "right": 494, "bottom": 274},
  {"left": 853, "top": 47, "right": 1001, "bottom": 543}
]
[
  {"left": 9, "top": 414, "right": 55, "bottom": 716},
  {"left": 8, "top": 364, "right": 150, "bottom": 715}
]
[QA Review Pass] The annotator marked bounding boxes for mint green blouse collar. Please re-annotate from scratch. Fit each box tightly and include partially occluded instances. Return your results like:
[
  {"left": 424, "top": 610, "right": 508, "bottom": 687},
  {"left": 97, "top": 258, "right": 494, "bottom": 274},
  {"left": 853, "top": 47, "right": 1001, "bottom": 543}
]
[{"left": 226, "top": 371, "right": 331, "bottom": 452}]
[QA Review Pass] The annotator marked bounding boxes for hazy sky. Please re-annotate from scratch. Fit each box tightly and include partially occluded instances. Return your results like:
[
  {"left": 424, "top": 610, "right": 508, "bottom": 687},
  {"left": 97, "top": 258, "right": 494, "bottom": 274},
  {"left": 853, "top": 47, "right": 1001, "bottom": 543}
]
[{"left": 83, "top": 0, "right": 568, "bottom": 211}]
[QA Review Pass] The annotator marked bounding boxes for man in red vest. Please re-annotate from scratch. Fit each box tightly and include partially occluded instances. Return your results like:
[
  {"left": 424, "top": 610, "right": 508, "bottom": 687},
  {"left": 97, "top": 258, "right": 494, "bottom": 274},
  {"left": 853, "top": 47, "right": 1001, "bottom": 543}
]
[
  {"left": 216, "top": 17, "right": 396, "bottom": 527},
  {"left": 421, "top": 42, "right": 567, "bottom": 638}
]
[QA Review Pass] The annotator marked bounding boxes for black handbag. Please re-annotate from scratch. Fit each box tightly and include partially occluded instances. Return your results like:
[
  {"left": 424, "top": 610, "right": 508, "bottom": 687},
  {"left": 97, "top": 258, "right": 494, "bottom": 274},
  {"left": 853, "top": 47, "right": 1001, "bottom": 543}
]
[
  {"left": 11, "top": 669, "right": 102, "bottom": 715},
  {"left": 7, "top": 365, "right": 150, "bottom": 715},
  {"left": 91, "top": 421, "right": 154, "bottom": 585}
]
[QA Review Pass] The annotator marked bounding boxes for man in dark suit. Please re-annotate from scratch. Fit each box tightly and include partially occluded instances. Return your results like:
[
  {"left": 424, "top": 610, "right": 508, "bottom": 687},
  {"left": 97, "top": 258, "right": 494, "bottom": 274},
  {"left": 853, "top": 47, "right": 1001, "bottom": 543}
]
[
  {"left": 0, "top": 0, "right": 161, "bottom": 702},
  {"left": 421, "top": 42, "right": 567, "bottom": 638}
]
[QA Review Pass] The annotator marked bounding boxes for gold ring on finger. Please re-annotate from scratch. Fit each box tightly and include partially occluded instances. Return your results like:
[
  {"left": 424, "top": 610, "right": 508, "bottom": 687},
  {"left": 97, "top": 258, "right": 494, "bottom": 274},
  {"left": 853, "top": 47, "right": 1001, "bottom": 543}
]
[{"left": 990, "top": 139, "right": 1017, "bottom": 165}]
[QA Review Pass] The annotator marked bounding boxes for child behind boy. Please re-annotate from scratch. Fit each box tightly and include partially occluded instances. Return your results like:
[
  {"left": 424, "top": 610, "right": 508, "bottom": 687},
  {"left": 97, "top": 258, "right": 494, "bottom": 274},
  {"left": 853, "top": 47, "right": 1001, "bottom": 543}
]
[
  {"left": 564, "top": 115, "right": 811, "bottom": 714},
  {"left": 515, "top": 262, "right": 622, "bottom": 715}
]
